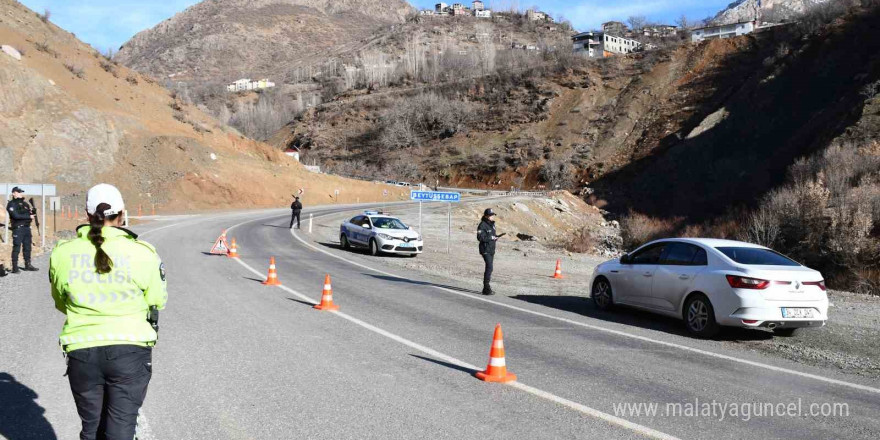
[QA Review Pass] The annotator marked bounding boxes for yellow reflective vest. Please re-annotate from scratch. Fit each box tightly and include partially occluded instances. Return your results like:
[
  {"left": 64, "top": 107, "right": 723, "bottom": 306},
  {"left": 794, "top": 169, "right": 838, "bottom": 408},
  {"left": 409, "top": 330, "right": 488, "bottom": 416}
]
[{"left": 49, "top": 226, "right": 167, "bottom": 352}]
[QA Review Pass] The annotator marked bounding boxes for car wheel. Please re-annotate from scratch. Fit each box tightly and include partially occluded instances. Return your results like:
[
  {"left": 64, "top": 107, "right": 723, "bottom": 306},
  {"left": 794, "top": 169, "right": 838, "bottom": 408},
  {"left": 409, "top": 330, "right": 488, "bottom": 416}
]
[
  {"left": 369, "top": 239, "right": 380, "bottom": 256},
  {"left": 592, "top": 277, "right": 614, "bottom": 311},
  {"left": 773, "top": 327, "right": 800, "bottom": 337},
  {"left": 340, "top": 234, "right": 351, "bottom": 250},
  {"left": 684, "top": 294, "right": 720, "bottom": 338}
]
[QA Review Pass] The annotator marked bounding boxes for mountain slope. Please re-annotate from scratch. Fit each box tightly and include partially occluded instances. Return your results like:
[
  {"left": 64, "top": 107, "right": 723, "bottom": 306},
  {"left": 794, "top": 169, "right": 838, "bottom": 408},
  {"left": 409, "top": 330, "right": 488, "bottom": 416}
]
[
  {"left": 714, "top": 0, "right": 820, "bottom": 23},
  {"left": 114, "top": 0, "right": 415, "bottom": 84},
  {"left": 0, "top": 0, "right": 389, "bottom": 210}
]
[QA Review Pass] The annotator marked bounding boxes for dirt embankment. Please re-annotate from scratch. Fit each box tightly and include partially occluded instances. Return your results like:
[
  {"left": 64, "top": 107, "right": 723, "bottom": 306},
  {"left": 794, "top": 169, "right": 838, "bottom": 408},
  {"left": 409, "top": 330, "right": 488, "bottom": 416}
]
[{"left": 0, "top": 0, "right": 392, "bottom": 213}]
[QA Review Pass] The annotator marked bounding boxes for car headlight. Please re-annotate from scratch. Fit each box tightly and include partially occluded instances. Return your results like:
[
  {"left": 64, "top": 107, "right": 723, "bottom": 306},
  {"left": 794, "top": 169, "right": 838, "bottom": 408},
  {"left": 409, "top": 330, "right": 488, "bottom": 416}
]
[{"left": 378, "top": 233, "right": 394, "bottom": 240}]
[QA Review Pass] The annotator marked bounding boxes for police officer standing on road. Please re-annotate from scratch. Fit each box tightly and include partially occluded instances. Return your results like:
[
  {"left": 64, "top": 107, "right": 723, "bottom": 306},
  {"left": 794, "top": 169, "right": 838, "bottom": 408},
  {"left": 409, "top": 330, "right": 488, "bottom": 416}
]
[
  {"left": 49, "top": 184, "right": 167, "bottom": 440},
  {"left": 7, "top": 186, "right": 39, "bottom": 274},
  {"left": 290, "top": 196, "right": 303, "bottom": 229},
  {"left": 477, "top": 208, "right": 504, "bottom": 296}
]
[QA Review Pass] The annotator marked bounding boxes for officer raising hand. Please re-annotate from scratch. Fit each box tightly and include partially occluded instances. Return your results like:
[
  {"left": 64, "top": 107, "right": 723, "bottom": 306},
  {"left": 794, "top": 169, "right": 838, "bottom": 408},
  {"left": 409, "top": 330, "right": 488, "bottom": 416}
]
[{"left": 49, "top": 184, "right": 167, "bottom": 440}]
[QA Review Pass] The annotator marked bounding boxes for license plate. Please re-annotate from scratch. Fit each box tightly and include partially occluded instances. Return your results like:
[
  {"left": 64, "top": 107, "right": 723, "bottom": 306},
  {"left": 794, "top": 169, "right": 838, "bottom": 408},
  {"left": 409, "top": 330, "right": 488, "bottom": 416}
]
[
  {"left": 782, "top": 308, "right": 815, "bottom": 319},
  {"left": 399, "top": 242, "right": 414, "bottom": 248}
]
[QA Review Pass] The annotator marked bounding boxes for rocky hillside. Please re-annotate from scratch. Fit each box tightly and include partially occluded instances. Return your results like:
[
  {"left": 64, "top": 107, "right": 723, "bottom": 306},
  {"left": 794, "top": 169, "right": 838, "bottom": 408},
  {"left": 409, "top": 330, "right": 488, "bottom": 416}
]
[
  {"left": 114, "top": 0, "right": 415, "bottom": 84},
  {"left": 0, "top": 0, "right": 390, "bottom": 211},
  {"left": 714, "top": 0, "right": 824, "bottom": 23}
]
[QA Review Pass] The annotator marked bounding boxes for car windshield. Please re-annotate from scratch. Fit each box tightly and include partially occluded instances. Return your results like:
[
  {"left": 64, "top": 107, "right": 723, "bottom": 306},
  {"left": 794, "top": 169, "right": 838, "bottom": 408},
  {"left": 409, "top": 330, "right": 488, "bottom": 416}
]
[
  {"left": 371, "top": 217, "right": 408, "bottom": 230},
  {"left": 716, "top": 247, "right": 800, "bottom": 266}
]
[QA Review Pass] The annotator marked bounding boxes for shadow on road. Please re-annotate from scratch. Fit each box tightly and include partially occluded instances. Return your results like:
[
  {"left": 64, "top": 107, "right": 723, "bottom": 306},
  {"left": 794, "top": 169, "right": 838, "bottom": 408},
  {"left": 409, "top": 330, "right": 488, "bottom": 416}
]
[
  {"left": 286, "top": 297, "right": 316, "bottom": 308},
  {"left": 316, "top": 242, "right": 418, "bottom": 259},
  {"left": 261, "top": 224, "right": 290, "bottom": 229},
  {"left": 364, "top": 274, "right": 482, "bottom": 295},
  {"left": 511, "top": 295, "right": 773, "bottom": 341},
  {"left": 410, "top": 355, "right": 478, "bottom": 375},
  {"left": 243, "top": 276, "right": 265, "bottom": 284},
  {"left": 0, "top": 372, "right": 58, "bottom": 440}
]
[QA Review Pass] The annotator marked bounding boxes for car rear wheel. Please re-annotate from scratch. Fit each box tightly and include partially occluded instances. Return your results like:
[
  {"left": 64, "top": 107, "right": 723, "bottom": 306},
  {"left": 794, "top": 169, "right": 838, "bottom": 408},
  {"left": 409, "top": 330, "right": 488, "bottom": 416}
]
[
  {"left": 592, "top": 277, "right": 614, "bottom": 311},
  {"left": 684, "top": 294, "right": 720, "bottom": 338},
  {"left": 340, "top": 234, "right": 351, "bottom": 250},
  {"left": 369, "top": 239, "right": 380, "bottom": 256},
  {"left": 773, "top": 327, "right": 800, "bottom": 337}
]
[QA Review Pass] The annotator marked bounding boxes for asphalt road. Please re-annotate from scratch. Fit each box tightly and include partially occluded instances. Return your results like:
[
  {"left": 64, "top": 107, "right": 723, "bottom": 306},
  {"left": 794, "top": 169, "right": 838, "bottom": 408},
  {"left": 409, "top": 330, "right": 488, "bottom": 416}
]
[{"left": 2, "top": 203, "right": 879, "bottom": 440}]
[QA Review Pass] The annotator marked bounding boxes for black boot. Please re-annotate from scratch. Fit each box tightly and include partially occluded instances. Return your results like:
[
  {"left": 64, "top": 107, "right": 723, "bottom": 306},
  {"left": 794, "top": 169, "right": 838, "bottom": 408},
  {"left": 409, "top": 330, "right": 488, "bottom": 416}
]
[
  {"left": 11, "top": 263, "right": 20, "bottom": 274},
  {"left": 22, "top": 262, "right": 39, "bottom": 272},
  {"left": 0, "top": 264, "right": 6, "bottom": 277},
  {"left": 482, "top": 285, "right": 495, "bottom": 296}
]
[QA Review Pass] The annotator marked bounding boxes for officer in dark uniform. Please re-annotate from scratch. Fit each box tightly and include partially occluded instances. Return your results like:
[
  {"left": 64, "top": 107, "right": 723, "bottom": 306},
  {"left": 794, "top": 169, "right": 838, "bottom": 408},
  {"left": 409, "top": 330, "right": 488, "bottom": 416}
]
[
  {"left": 289, "top": 196, "right": 303, "bottom": 229},
  {"left": 477, "top": 208, "right": 503, "bottom": 295},
  {"left": 7, "top": 187, "right": 39, "bottom": 274}
]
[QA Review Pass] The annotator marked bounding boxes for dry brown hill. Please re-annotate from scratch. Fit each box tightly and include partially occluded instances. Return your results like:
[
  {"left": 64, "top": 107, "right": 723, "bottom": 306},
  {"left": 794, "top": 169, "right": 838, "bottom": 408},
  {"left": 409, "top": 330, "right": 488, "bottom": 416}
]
[
  {"left": 114, "top": 0, "right": 415, "bottom": 84},
  {"left": 0, "top": 0, "right": 392, "bottom": 212}
]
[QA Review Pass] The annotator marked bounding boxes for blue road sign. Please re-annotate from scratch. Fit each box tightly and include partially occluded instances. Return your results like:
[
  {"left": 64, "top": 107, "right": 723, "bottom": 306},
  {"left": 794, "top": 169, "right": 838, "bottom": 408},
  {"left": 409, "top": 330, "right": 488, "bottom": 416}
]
[{"left": 410, "top": 191, "right": 461, "bottom": 202}]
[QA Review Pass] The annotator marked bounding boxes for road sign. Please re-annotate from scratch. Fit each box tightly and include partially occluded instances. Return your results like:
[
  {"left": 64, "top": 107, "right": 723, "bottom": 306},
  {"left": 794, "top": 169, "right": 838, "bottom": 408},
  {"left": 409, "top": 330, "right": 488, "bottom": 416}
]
[
  {"left": 410, "top": 191, "right": 461, "bottom": 202},
  {"left": 410, "top": 191, "right": 461, "bottom": 254},
  {"left": 49, "top": 197, "right": 61, "bottom": 211}
]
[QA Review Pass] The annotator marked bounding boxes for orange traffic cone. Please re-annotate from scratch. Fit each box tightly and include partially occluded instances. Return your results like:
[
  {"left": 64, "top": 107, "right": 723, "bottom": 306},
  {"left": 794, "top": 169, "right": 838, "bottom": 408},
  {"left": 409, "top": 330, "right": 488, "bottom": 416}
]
[
  {"left": 552, "top": 259, "right": 563, "bottom": 279},
  {"left": 262, "top": 257, "right": 282, "bottom": 286},
  {"left": 138, "top": 205, "right": 142, "bottom": 217},
  {"left": 151, "top": 204, "right": 156, "bottom": 216},
  {"left": 314, "top": 274, "right": 339, "bottom": 311},
  {"left": 475, "top": 324, "right": 517, "bottom": 383},
  {"left": 227, "top": 238, "right": 240, "bottom": 258},
  {"left": 74, "top": 206, "right": 79, "bottom": 220}
]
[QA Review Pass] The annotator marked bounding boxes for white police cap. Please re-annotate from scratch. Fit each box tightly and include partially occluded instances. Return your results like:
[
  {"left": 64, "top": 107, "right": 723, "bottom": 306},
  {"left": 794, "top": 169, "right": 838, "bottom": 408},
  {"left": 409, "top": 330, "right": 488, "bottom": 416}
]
[{"left": 86, "top": 184, "right": 125, "bottom": 216}]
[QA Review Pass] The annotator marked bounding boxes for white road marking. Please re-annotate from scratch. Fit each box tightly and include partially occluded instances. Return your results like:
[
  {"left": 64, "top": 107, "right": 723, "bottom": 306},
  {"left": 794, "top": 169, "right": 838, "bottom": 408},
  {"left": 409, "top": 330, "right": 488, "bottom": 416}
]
[
  {"left": 290, "top": 210, "right": 880, "bottom": 396},
  {"left": 223, "top": 216, "right": 681, "bottom": 440}
]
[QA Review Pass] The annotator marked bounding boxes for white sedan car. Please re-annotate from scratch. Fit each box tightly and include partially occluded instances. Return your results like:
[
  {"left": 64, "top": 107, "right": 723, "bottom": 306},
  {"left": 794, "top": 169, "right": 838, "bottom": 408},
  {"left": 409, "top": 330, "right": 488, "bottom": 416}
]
[
  {"left": 340, "top": 211, "right": 423, "bottom": 257},
  {"left": 589, "top": 238, "right": 828, "bottom": 338}
]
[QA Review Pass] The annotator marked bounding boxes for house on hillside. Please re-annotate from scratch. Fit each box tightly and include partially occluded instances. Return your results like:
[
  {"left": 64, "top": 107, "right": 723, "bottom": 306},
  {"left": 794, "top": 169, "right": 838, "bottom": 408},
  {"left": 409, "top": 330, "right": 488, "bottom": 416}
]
[
  {"left": 284, "top": 146, "right": 301, "bottom": 162},
  {"left": 451, "top": 3, "right": 469, "bottom": 15},
  {"left": 227, "top": 78, "right": 276, "bottom": 92},
  {"left": 602, "top": 21, "right": 627, "bottom": 35},
  {"left": 527, "top": 9, "right": 552, "bottom": 22},
  {"left": 572, "top": 31, "right": 603, "bottom": 58},
  {"left": 603, "top": 34, "right": 642, "bottom": 55},
  {"left": 472, "top": 0, "right": 484, "bottom": 10},
  {"left": 691, "top": 21, "right": 756, "bottom": 42},
  {"left": 475, "top": 9, "right": 492, "bottom": 18},
  {"left": 435, "top": 2, "right": 449, "bottom": 14},
  {"left": 420, "top": 10, "right": 435, "bottom": 16},
  {"left": 642, "top": 24, "right": 678, "bottom": 37}
]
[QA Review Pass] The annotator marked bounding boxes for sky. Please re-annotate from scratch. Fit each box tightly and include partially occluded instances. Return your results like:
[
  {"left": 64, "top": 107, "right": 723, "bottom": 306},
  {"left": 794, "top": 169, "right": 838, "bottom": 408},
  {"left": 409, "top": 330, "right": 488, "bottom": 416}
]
[{"left": 19, "top": 0, "right": 735, "bottom": 52}]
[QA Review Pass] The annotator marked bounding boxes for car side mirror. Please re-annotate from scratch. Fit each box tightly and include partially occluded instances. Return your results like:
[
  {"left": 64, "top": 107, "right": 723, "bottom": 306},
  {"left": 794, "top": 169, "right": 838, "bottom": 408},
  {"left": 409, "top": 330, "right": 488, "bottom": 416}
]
[
  {"left": 364, "top": 224, "right": 372, "bottom": 229},
  {"left": 620, "top": 254, "right": 631, "bottom": 264}
]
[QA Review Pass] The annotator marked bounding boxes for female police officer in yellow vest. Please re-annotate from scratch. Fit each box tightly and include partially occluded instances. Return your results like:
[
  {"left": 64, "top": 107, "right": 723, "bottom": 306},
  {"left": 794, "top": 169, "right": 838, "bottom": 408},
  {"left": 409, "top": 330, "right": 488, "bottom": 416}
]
[{"left": 49, "top": 184, "right": 167, "bottom": 440}]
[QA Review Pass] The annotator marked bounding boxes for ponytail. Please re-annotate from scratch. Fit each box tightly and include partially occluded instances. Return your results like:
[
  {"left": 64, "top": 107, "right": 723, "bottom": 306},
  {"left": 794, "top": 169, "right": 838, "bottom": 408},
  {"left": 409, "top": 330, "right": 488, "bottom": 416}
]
[{"left": 88, "top": 202, "right": 117, "bottom": 274}]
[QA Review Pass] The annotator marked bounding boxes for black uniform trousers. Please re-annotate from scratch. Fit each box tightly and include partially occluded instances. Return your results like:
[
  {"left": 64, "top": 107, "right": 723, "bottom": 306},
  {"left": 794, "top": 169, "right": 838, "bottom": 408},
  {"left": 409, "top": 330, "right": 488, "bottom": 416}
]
[
  {"left": 11, "top": 226, "right": 32, "bottom": 266},
  {"left": 289, "top": 211, "right": 301, "bottom": 229},
  {"left": 67, "top": 345, "right": 152, "bottom": 440},
  {"left": 482, "top": 253, "right": 494, "bottom": 288}
]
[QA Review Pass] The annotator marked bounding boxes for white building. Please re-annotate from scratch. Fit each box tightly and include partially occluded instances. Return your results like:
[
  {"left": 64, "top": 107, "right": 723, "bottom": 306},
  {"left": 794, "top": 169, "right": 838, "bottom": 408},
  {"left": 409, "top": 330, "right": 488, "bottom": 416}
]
[
  {"left": 475, "top": 9, "right": 492, "bottom": 18},
  {"left": 226, "top": 78, "right": 276, "bottom": 92},
  {"left": 420, "top": 10, "right": 435, "bottom": 15},
  {"left": 603, "top": 34, "right": 641, "bottom": 55},
  {"left": 435, "top": 2, "right": 448, "bottom": 14},
  {"left": 691, "top": 21, "right": 756, "bottom": 42},
  {"left": 472, "top": 0, "right": 484, "bottom": 10}
]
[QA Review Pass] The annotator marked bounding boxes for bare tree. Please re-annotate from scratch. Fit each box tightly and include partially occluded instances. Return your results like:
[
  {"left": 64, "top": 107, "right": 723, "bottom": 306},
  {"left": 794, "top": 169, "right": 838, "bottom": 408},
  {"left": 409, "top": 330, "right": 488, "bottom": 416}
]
[
  {"left": 40, "top": 8, "right": 51, "bottom": 23},
  {"left": 627, "top": 15, "right": 647, "bottom": 31}
]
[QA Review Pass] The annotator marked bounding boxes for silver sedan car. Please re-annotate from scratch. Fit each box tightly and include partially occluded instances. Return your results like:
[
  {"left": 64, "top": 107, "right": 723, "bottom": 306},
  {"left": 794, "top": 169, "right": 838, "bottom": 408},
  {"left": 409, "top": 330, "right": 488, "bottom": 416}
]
[{"left": 589, "top": 238, "right": 828, "bottom": 338}]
